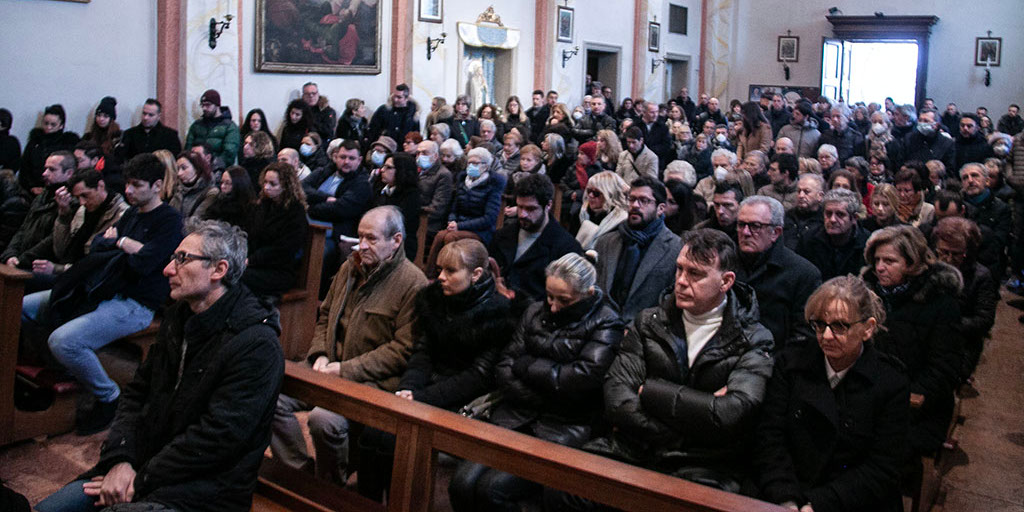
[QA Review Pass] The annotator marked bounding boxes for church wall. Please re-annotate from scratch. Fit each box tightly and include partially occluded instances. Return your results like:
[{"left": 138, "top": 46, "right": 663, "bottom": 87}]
[
  {"left": 726, "top": 0, "right": 1022, "bottom": 112},
  {"left": 0, "top": 0, "right": 158, "bottom": 145}
]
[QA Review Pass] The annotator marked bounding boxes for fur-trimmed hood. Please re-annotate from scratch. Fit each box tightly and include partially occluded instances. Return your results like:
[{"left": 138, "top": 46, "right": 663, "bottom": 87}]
[{"left": 862, "top": 261, "right": 963, "bottom": 303}]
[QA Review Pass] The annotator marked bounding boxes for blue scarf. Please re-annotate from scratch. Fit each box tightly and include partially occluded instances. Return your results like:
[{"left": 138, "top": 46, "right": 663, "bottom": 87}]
[{"left": 611, "top": 216, "right": 665, "bottom": 307}]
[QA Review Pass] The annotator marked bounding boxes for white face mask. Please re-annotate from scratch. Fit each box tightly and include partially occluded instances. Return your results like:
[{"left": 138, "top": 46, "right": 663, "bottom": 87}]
[
  {"left": 714, "top": 166, "right": 729, "bottom": 181},
  {"left": 871, "top": 122, "right": 886, "bottom": 135},
  {"left": 572, "top": 111, "right": 584, "bottom": 121},
  {"left": 716, "top": 133, "right": 727, "bottom": 143}
]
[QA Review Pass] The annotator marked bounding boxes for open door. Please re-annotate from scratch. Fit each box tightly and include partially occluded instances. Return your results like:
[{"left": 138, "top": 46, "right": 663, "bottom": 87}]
[{"left": 821, "top": 38, "right": 848, "bottom": 101}]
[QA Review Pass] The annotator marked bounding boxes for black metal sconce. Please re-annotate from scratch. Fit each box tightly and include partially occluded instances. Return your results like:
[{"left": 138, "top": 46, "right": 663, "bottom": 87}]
[
  {"left": 427, "top": 33, "right": 447, "bottom": 60},
  {"left": 783, "top": 63, "right": 791, "bottom": 81},
  {"left": 561, "top": 46, "right": 579, "bottom": 69},
  {"left": 208, "top": 14, "right": 234, "bottom": 50},
  {"left": 984, "top": 68, "right": 991, "bottom": 87},
  {"left": 651, "top": 58, "right": 665, "bottom": 74}
]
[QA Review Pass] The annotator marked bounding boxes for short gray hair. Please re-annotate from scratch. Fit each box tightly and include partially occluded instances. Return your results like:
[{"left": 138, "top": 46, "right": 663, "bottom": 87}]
[
  {"left": 184, "top": 218, "right": 248, "bottom": 286},
  {"left": 480, "top": 119, "right": 496, "bottom": 131},
  {"left": 545, "top": 253, "right": 597, "bottom": 294},
  {"left": 817, "top": 144, "right": 838, "bottom": 159},
  {"left": 440, "top": 138, "right": 464, "bottom": 157},
  {"left": 467, "top": 147, "right": 493, "bottom": 166},
  {"left": 740, "top": 196, "right": 784, "bottom": 226},
  {"left": 364, "top": 205, "right": 405, "bottom": 240},
  {"left": 664, "top": 160, "right": 697, "bottom": 187},
  {"left": 711, "top": 148, "right": 738, "bottom": 167},
  {"left": 823, "top": 188, "right": 861, "bottom": 217},
  {"left": 430, "top": 123, "right": 450, "bottom": 140},
  {"left": 420, "top": 139, "right": 439, "bottom": 156},
  {"left": 960, "top": 162, "right": 988, "bottom": 179},
  {"left": 798, "top": 172, "right": 826, "bottom": 192}
]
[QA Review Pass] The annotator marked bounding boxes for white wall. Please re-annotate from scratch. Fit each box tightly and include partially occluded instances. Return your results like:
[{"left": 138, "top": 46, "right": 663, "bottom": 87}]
[
  {"left": 555, "top": 0, "right": 636, "bottom": 109},
  {"left": 652, "top": 0, "right": 702, "bottom": 102},
  {"left": 0, "top": 0, "right": 157, "bottom": 144},
  {"left": 727, "top": 0, "right": 1023, "bottom": 111}
]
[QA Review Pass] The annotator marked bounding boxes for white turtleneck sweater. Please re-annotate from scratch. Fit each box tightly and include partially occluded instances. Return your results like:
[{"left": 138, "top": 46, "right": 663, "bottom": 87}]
[{"left": 682, "top": 297, "right": 728, "bottom": 367}]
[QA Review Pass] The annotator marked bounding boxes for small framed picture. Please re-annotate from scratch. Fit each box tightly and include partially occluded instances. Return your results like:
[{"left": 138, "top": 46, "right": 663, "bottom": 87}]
[
  {"left": 975, "top": 37, "right": 1001, "bottom": 66},
  {"left": 556, "top": 6, "right": 574, "bottom": 43},
  {"left": 648, "top": 22, "right": 660, "bottom": 52},
  {"left": 419, "top": 0, "right": 442, "bottom": 23},
  {"left": 777, "top": 35, "right": 799, "bottom": 62}
]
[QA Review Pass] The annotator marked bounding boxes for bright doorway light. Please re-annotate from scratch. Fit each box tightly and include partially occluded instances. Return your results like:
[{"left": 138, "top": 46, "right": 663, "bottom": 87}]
[{"left": 846, "top": 41, "right": 918, "bottom": 106}]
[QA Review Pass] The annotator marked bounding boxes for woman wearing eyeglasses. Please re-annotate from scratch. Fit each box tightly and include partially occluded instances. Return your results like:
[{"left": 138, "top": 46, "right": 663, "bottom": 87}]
[
  {"left": 862, "top": 225, "right": 962, "bottom": 459},
  {"left": 754, "top": 275, "right": 910, "bottom": 512}
]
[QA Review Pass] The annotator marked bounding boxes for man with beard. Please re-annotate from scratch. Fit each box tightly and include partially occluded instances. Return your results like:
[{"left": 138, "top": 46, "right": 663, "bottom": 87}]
[
  {"left": 3, "top": 151, "right": 76, "bottom": 270},
  {"left": 593, "top": 176, "right": 682, "bottom": 322},
  {"left": 735, "top": 196, "right": 819, "bottom": 347},
  {"left": 184, "top": 89, "right": 240, "bottom": 166},
  {"left": 783, "top": 173, "right": 826, "bottom": 250},
  {"left": 796, "top": 188, "right": 869, "bottom": 281},
  {"left": 120, "top": 98, "right": 182, "bottom": 159},
  {"left": 954, "top": 113, "right": 994, "bottom": 170},
  {"left": 490, "top": 173, "right": 581, "bottom": 301},
  {"left": 767, "top": 93, "right": 792, "bottom": 138}
]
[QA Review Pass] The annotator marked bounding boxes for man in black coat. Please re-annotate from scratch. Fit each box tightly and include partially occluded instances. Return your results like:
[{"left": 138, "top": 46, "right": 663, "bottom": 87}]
[
  {"left": 2, "top": 151, "right": 75, "bottom": 269},
  {"left": 818, "top": 108, "right": 864, "bottom": 163},
  {"left": 954, "top": 113, "right": 994, "bottom": 170},
  {"left": 367, "top": 83, "right": 419, "bottom": 144},
  {"left": 36, "top": 220, "right": 284, "bottom": 512},
  {"left": 736, "top": 196, "right": 820, "bottom": 349},
  {"left": 767, "top": 93, "right": 792, "bottom": 139},
  {"left": 302, "top": 82, "right": 338, "bottom": 142},
  {"left": 489, "top": 173, "right": 582, "bottom": 301},
  {"left": 119, "top": 99, "right": 182, "bottom": 160},
  {"left": 629, "top": 101, "right": 674, "bottom": 170},
  {"left": 960, "top": 162, "right": 1012, "bottom": 282},
  {"left": 593, "top": 176, "right": 681, "bottom": 322},
  {"left": 674, "top": 87, "right": 697, "bottom": 122},
  {"left": 571, "top": 95, "right": 617, "bottom": 143},
  {"left": 784, "top": 173, "right": 825, "bottom": 251},
  {"left": 996, "top": 104, "right": 1023, "bottom": 136},
  {"left": 900, "top": 109, "right": 955, "bottom": 171},
  {"left": 797, "top": 189, "right": 869, "bottom": 281},
  {"left": 525, "top": 90, "right": 550, "bottom": 145}
]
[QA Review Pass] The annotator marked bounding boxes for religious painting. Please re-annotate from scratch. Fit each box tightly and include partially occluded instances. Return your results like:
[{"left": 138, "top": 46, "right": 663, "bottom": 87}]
[
  {"left": 255, "top": 0, "right": 382, "bottom": 74},
  {"left": 777, "top": 35, "right": 799, "bottom": 62},
  {"left": 975, "top": 37, "right": 1001, "bottom": 66},
  {"left": 556, "top": 6, "right": 574, "bottom": 43},
  {"left": 419, "top": 0, "right": 442, "bottom": 23},
  {"left": 648, "top": 22, "right": 660, "bottom": 52}
]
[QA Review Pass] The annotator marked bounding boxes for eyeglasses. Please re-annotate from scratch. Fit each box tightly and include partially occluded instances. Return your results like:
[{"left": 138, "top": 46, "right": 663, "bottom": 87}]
[
  {"left": 628, "top": 196, "right": 656, "bottom": 207},
  {"left": 736, "top": 221, "right": 776, "bottom": 232},
  {"left": 808, "top": 318, "right": 868, "bottom": 336},
  {"left": 935, "top": 248, "right": 966, "bottom": 260},
  {"left": 585, "top": 189, "right": 603, "bottom": 197},
  {"left": 169, "top": 252, "right": 213, "bottom": 267}
]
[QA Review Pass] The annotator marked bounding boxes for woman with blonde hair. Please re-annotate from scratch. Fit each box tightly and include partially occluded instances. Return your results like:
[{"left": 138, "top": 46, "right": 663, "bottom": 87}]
[
  {"left": 595, "top": 129, "right": 621, "bottom": 171},
  {"left": 153, "top": 149, "right": 178, "bottom": 202},
  {"left": 575, "top": 171, "right": 629, "bottom": 250},
  {"left": 862, "top": 183, "right": 902, "bottom": 232},
  {"left": 798, "top": 157, "right": 822, "bottom": 175}
]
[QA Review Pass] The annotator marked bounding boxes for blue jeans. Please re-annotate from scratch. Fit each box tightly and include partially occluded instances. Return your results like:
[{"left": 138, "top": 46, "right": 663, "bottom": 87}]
[
  {"left": 22, "top": 291, "right": 155, "bottom": 403},
  {"left": 36, "top": 480, "right": 176, "bottom": 512}
]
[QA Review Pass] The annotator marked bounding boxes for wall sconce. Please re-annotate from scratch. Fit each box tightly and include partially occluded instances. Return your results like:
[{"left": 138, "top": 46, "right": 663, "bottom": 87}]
[
  {"left": 782, "top": 62, "right": 791, "bottom": 81},
  {"left": 651, "top": 57, "right": 665, "bottom": 74},
  {"left": 427, "top": 33, "right": 447, "bottom": 61},
  {"left": 561, "top": 46, "right": 579, "bottom": 69},
  {"left": 208, "top": 14, "right": 234, "bottom": 50}
]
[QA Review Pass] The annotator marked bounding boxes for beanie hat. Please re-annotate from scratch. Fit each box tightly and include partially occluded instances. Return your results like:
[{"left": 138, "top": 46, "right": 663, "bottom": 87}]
[
  {"left": 201, "top": 89, "right": 222, "bottom": 106},
  {"left": 96, "top": 96, "right": 117, "bottom": 120},
  {"left": 579, "top": 140, "right": 598, "bottom": 162},
  {"left": 371, "top": 136, "right": 397, "bottom": 154}
]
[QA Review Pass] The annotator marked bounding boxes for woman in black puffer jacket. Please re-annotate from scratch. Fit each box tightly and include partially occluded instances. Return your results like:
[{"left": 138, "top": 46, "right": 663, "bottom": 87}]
[
  {"left": 449, "top": 253, "right": 624, "bottom": 512},
  {"left": 356, "top": 238, "right": 514, "bottom": 502}
]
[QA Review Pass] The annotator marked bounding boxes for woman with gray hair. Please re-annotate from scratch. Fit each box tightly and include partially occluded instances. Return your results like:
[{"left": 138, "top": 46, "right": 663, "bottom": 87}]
[
  {"left": 449, "top": 252, "right": 623, "bottom": 511},
  {"left": 428, "top": 122, "right": 451, "bottom": 146}
]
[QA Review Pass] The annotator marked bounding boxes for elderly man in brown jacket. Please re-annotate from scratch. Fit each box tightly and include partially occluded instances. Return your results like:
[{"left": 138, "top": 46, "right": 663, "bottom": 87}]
[{"left": 270, "top": 206, "right": 427, "bottom": 484}]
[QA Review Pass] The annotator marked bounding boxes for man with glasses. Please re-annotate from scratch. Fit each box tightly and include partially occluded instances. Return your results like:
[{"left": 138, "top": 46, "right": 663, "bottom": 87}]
[
  {"left": 21, "top": 153, "right": 183, "bottom": 435},
  {"left": 735, "top": 196, "right": 820, "bottom": 347},
  {"left": 593, "top": 176, "right": 681, "bottom": 322},
  {"left": 302, "top": 82, "right": 338, "bottom": 141},
  {"left": 36, "top": 220, "right": 283, "bottom": 512}
]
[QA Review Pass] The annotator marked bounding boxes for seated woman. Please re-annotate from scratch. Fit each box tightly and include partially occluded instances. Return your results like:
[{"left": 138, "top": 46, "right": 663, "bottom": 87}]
[
  {"left": 828, "top": 168, "right": 868, "bottom": 219},
  {"left": 931, "top": 217, "right": 998, "bottom": 384},
  {"left": 202, "top": 165, "right": 256, "bottom": 231},
  {"left": 449, "top": 253, "right": 624, "bottom": 512},
  {"left": 240, "top": 131, "right": 277, "bottom": 188},
  {"left": 426, "top": 147, "right": 505, "bottom": 276},
  {"left": 755, "top": 275, "right": 909, "bottom": 512},
  {"left": 440, "top": 138, "right": 466, "bottom": 175},
  {"left": 575, "top": 171, "right": 628, "bottom": 251},
  {"left": 862, "top": 225, "right": 962, "bottom": 457},
  {"left": 861, "top": 183, "right": 903, "bottom": 233},
  {"left": 279, "top": 99, "right": 312, "bottom": 151},
  {"left": 542, "top": 132, "right": 574, "bottom": 185},
  {"left": 893, "top": 166, "right": 935, "bottom": 228},
  {"left": 170, "top": 151, "right": 218, "bottom": 219},
  {"left": 561, "top": 141, "right": 602, "bottom": 230},
  {"left": 371, "top": 153, "right": 420, "bottom": 260},
  {"left": 299, "top": 132, "right": 329, "bottom": 173},
  {"left": 356, "top": 239, "right": 515, "bottom": 502},
  {"left": 502, "top": 143, "right": 545, "bottom": 216},
  {"left": 240, "top": 162, "right": 309, "bottom": 298},
  {"left": 153, "top": 149, "right": 179, "bottom": 204},
  {"left": 240, "top": 108, "right": 279, "bottom": 154},
  {"left": 595, "top": 129, "right": 621, "bottom": 172},
  {"left": 664, "top": 178, "right": 701, "bottom": 234},
  {"left": 498, "top": 132, "right": 523, "bottom": 175}
]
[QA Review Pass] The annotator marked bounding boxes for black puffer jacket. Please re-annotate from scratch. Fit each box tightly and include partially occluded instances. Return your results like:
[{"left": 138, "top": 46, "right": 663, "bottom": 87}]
[
  {"left": 955, "top": 261, "right": 998, "bottom": 381},
  {"left": 491, "top": 289, "right": 624, "bottom": 447},
  {"left": 591, "top": 283, "right": 773, "bottom": 476},
  {"left": 398, "top": 277, "right": 515, "bottom": 410},
  {"left": 83, "top": 284, "right": 284, "bottom": 512},
  {"left": 863, "top": 262, "right": 962, "bottom": 456}
]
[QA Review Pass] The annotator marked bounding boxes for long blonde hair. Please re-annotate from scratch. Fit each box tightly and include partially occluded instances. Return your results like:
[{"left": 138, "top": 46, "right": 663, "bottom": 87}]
[
  {"left": 153, "top": 149, "right": 178, "bottom": 201},
  {"left": 585, "top": 171, "right": 629, "bottom": 213},
  {"left": 596, "top": 129, "right": 622, "bottom": 166}
]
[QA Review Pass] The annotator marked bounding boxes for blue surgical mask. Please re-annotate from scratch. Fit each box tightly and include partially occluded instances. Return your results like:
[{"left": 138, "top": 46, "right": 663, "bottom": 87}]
[
  {"left": 466, "top": 164, "right": 482, "bottom": 178},
  {"left": 416, "top": 155, "right": 433, "bottom": 169},
  {"left": 300, "top": 144, "right": 314, "bottom": 156},
  {"left": 371, "top": 151, "right": 386, "bottom": 166}
]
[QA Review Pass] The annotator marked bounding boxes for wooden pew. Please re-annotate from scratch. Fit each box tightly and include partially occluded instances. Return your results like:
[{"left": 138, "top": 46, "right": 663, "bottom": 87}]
[{"left": 261, "top": 361, "right": 789, "bottom": 512}]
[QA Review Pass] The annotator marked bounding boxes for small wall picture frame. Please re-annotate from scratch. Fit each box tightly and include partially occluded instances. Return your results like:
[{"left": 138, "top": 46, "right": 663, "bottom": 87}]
[
  {"left": 556, "top": 6, "right": 574, "bottom": 43},
  {"left": 777, "top": 35, "right": 799, "bottom": 62},
  {"left": 648, "top": 21, "right": 661, "bottom": 52},
  {"left": 419, "top": 0, "right": 443, "bottom": 23},
  {"left": 975, "top": 37, "right": 1001, "bottom": 66}
]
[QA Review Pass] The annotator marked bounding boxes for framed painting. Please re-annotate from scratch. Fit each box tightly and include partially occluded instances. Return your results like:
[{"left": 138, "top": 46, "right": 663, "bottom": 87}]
[
  {"left": 255, "top": 0, "right": 381, "bottom": 74},
  {"left": 975, "top": 37, "right": 1001, "bottom": 66},
  {"left": 556, "top": 6, "right": 574, "bottom": 43},
  {"left": 777, "top": 35, "right": 799, "bottom": 62},
  {"left": 419, "top": 0, "right": 442, "bottom": 23},
  {"left": 648, "top": 21, "right": 660, "bottom": 52}
]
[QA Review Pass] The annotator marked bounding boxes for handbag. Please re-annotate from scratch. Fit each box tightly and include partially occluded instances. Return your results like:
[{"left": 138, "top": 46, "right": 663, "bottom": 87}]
[{"left": 458, "top": 390, "right": 505, "bottom": 421}]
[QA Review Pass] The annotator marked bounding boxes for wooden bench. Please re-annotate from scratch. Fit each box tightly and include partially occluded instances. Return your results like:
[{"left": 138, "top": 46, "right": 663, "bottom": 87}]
[
  {"left": 260, "top": 361, "right": 789, "bottom": 512},
  {"left": 0, "top": 224, "right": 326, "bottom": 446}
]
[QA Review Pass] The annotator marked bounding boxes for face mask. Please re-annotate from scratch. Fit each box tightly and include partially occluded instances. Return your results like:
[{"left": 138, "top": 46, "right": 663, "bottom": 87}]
[
  {"left": 466, "top": 164, "right": 482, "bottom": 178},
  {"left": 371, "top": 151, "right": 386, "bottom": 166},
  {"left": 916, "top": 122, "right": 936, "bottom": 136},
  {"left": 572, "top": 111, "right": 584, "bottom": 121},
  {"left": 416, "top": 155, "right": 433, "bottom": 169},
  {"left": 299, "top": 144, "right": 314, "bottom": 156},
  {"left": 871, "top": 123, "right": 886, "bottom": 135},
  {"left": 714, "top": 166, "right": 729, "bottom": 182},
  {"left": 994, "top": 144, "right": 1009, "bottom": 156},
  {"left": 715, "top": 134, "right": 727, "bottom": 143}
]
